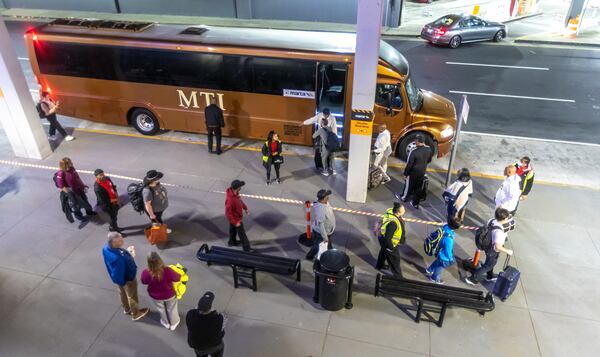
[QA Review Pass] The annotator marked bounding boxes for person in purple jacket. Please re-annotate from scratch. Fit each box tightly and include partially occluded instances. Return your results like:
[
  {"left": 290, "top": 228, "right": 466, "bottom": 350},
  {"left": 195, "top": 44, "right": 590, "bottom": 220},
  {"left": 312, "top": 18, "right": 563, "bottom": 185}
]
[
  {"left": 56, "top": 157, "right": 95, "bottom": 218},
  {"left": 102, "top": 232, "right": 149, "bottom": 321},
  {"left": 141, "top": 251, "right": 181, "bottom": 330},
  {"left": 425, "top": 219, "right": 461, "bottom": 284}
]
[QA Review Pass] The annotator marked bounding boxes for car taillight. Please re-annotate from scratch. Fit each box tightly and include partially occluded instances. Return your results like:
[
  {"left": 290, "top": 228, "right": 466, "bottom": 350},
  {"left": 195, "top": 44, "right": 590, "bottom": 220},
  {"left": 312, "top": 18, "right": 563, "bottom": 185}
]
[{"left": 434, "top": 28, "right": 446, "bottom": 36}]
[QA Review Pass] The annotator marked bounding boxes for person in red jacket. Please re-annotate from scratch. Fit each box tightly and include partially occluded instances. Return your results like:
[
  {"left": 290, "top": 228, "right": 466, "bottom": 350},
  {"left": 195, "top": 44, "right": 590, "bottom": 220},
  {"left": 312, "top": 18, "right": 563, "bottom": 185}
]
[{"left": 225, "top": 180, "right": 252, "bottom": 252}]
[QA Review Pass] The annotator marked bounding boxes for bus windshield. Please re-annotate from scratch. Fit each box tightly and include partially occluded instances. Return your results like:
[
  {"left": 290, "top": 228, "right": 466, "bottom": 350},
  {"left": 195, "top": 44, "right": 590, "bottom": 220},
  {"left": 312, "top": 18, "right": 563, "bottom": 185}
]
[{"left": 405, "top": 76, "right": 422, "bottom": 112}]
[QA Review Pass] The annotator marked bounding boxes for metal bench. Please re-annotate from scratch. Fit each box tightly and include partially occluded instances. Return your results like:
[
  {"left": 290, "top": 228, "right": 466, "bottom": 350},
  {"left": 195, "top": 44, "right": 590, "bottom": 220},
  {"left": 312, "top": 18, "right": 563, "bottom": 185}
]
[
  {"left": 196, "top": 244, "right": 301, "bottom": 292},
  {"left": 374, "top": 274, "right": 495, "bottom": 327}
]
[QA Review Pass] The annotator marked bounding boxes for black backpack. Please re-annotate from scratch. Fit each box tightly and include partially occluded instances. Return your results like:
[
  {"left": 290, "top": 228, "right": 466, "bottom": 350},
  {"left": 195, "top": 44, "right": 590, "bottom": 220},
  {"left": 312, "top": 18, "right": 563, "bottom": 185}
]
[
  {"left": 36, "top": 102, "right": 48, "bottom": 119},
  {"left": 127, "top": 182, "right": 146, "bottom": 214},
  {"left": 325, "top": 129, "right": 338, "bottom": 152},
  {"left": 475, "top": 222, "right": 501, "bottom": 251}
]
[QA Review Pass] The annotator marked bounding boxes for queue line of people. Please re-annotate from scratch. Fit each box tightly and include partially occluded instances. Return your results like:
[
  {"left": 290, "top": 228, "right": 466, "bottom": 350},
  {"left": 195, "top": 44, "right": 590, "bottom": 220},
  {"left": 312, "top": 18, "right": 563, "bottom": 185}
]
[{"left": 50, "top": 106, "right": 535, "bottom": 356}]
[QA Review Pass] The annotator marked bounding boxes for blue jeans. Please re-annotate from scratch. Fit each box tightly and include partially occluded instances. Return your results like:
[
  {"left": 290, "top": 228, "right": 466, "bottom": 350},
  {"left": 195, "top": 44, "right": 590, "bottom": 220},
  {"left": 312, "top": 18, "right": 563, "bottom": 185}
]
[{"left": 427, "top": 258, "right": 452, "bottom": 282}]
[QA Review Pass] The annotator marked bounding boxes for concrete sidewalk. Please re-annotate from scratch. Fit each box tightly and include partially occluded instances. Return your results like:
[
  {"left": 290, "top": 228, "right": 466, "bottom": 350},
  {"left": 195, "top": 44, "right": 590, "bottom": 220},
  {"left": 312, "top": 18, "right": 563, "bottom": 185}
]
[
  {"left": 1, "top": 123, "right": 600, "bottom": 357},
  {"left": 2, "top": 5, "right": 599, "bottom": 47}
]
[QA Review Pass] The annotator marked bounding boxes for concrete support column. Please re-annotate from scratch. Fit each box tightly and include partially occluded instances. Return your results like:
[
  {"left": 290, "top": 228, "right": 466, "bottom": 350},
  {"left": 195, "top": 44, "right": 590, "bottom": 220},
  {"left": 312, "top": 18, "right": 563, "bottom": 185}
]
[
  {"left": 0, "top": 17, "right": 51, "bottom": 159},
  {"left": 345, "top": 0, "right": 383, "bottom": 203}
]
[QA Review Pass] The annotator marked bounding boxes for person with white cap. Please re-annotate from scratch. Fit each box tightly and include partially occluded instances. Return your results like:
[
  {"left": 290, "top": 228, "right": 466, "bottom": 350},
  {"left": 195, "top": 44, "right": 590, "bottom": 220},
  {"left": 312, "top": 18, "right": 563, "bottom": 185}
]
[
  {"left": 186, "top": 291, "right": 226, "bottom": 357},
  {"left": 305, "top": 189, "right": 336, "bottom": 260}
]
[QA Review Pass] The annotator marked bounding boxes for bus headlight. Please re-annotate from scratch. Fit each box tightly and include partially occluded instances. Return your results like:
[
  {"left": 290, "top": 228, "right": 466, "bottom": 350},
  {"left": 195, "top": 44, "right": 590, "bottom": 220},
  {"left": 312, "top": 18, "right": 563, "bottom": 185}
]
[{"left": 440, "top": 126, "right": 454, "bottom": 139}]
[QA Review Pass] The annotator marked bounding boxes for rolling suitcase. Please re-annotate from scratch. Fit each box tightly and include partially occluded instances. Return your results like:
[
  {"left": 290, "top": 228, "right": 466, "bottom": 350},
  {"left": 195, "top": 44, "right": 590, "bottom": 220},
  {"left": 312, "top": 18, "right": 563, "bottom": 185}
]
[
  {"left": 493, "top": 255, "right": 520, "bottom": 301},
  {"left": 368, "top": 166, "right": 384, "bottom": 189}
]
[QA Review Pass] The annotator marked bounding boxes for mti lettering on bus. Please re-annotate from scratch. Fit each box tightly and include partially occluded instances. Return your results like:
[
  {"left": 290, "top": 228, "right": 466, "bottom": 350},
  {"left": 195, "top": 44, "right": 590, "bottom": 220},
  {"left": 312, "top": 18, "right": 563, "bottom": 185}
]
[{"left": 177, "top": 90, "right": 226, "bottom": 110}]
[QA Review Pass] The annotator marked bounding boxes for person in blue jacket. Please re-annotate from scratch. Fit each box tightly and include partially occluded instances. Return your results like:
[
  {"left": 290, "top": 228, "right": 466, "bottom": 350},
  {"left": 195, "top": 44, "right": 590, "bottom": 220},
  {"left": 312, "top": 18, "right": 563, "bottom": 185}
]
[
  {"left": 102, "top": 232, "right": 149, "bottom": 321},
  {"left": 425, "top": 219, "right": 461, "bottom": 284}
]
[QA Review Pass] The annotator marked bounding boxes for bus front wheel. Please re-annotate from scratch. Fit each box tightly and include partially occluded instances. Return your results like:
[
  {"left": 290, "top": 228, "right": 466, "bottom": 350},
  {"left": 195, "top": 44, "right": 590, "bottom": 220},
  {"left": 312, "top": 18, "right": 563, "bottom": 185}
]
[
  {"left": 131, "top": 108, "right": 159, "bottom": 135},
  {"left": 397, "top": 132, "right": 435, "bottom": 162}
]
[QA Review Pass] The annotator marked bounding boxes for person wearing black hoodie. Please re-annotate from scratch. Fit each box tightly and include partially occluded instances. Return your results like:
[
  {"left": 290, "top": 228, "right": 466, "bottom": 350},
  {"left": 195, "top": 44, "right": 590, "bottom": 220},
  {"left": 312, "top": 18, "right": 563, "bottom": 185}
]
[
  {"left": 205, "top": 97, "right": 225, "bottom": 154},
  {"left": 398, "top": 134, "right": 432, "bottom": 209},
  {"left": 187, "top": 291, "right": 226, "bottom": 357}
]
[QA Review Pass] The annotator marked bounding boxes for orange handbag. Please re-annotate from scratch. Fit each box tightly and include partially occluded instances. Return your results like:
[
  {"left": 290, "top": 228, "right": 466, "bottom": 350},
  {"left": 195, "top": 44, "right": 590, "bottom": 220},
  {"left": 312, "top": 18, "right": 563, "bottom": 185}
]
[{"left": 144, "top": 224, "right": 168, "bottom": 245}]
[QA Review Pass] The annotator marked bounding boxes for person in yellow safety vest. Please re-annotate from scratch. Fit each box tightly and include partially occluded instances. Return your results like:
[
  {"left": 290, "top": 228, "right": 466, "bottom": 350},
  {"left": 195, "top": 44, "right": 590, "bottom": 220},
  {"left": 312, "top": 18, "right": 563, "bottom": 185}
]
[
  {"left": 375, "top": 202, "right": 406, "bottom": 277},
  {"left": 261, "top": 130, "right": 283, "bottom": 185},
  {"left": 514, "top": 156, "right": 535, "bottom": 200}
]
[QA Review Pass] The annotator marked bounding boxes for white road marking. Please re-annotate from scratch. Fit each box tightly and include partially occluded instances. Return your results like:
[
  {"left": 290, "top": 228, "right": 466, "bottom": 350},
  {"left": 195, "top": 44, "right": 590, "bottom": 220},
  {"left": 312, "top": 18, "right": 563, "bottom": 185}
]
[
  {"left": 18, "top": 57, "right": 29, "bottom": 61},
  {"left": 445, "top": 61, "right": 549, "bottom": 70},
  {"left": 449, "top": 90, "right": 575, "bottom": 103},
  {"left": 462, "top": 131, "right": 600, "bottom": 147}
]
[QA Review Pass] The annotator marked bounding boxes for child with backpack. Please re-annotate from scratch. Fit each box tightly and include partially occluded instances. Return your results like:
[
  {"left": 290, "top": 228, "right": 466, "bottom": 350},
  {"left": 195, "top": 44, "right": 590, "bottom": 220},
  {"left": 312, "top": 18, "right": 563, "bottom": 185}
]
[
  {"left": 424, "top": 219, "right": 461, "bottom": 284},
  {"left": 312, "top": 118, "right": 338, "bottom": 176}
]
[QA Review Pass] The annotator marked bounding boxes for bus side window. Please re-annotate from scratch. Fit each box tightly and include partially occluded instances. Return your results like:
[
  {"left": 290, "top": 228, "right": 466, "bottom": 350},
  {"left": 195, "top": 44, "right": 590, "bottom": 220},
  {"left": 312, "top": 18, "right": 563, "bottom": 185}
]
[{"left": 375, "top": 84, "right": 402, "bottom": 109}]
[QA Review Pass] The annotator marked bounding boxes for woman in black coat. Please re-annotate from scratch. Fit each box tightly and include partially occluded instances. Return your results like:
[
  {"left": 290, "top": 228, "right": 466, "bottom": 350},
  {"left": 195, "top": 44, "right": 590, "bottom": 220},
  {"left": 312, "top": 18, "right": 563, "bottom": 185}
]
[{"left": 261, "top": 131, "right": 283, "bottom": 185}]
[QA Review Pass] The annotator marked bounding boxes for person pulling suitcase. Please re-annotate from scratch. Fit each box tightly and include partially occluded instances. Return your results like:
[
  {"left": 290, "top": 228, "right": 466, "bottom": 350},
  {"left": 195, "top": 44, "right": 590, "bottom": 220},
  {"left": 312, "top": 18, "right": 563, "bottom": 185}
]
[{"left": 465, "top": 208, "right": 513, "bottom": 286}]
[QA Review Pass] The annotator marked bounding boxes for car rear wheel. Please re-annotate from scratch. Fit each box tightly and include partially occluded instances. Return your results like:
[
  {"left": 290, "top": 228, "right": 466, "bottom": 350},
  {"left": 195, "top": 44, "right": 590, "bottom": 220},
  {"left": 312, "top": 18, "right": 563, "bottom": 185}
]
[
  {"left": 131, "top": 108, "right": 160, "bottom": 135},
  {"left": 493, "top": 30, "right": 505, "bottom": 42},
  {"left": 449, "top": 36, "right": 461, "bottom": 49}
]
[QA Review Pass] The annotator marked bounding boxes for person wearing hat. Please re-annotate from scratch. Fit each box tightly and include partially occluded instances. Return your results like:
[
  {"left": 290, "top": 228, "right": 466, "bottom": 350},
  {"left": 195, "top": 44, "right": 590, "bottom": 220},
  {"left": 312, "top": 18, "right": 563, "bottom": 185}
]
[
  {"left": 375, "top": 202, "right": 406, "bottom": 277},
  {"left": 186, "top": 291, "right": 225, "bottom": 357},
  {"left": 225, "top": 180, "right": 252, "bottom": 251},
  {"left": 143, "top": 170, "right": 171, "bottom": 233},
  {"left": 94, "top": 169, "right": 123, "bottom": 233},
  {"left": 305, "top": 189, "right": 336, "bottom": 260}
]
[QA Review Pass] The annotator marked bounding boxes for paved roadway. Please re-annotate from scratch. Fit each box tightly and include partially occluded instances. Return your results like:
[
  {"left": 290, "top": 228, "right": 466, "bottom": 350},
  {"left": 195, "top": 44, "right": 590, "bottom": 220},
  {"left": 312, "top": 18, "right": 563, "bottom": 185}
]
[
  {"left": 5, "top": 21, "right": 600, "bottom": 144},
  {"left": 387, "top": 39, "right": 600, "bottom": 144}
]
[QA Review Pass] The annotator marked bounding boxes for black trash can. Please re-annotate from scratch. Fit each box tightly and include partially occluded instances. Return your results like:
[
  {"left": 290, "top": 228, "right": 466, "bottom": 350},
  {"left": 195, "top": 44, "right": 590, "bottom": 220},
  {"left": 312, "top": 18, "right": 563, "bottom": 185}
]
[{"left": 313, "top": 249, "right": 354, "bottom": 311}]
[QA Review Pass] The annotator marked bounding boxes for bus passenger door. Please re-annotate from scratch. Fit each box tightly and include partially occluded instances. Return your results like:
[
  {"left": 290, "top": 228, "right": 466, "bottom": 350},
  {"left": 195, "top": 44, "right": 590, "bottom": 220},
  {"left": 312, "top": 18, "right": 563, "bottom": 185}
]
[
  {"left": 316, "top": 63, "right": 348, "bottom": 146},
  {"left": 373, "top": 82, "right": 408, "bottom": 145}
]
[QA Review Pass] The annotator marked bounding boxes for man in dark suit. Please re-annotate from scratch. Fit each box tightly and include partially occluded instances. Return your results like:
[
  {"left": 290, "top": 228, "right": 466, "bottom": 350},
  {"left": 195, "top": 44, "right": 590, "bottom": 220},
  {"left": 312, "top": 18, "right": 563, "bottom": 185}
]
[{"left": 204, "top": 97, "right": 225, "bottom": 154}]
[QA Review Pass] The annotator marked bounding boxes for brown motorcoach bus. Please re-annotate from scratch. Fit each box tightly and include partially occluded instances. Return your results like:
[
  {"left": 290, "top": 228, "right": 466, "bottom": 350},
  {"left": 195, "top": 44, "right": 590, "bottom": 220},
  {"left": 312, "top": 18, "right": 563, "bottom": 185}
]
[{"left": 25, "top": 19, "right": 456, "bottom": 160}]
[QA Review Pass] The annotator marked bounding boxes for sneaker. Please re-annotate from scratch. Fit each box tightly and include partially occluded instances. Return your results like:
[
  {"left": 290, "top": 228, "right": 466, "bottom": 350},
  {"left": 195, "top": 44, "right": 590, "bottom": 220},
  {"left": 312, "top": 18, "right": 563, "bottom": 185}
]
[
  {"left": 321, "top": 171, "right": 330, "bottom": 177},
  {"left": 425, "top": 269, "right": 433, "bottom": 277},
  {"left": 266, "top": 180, "right": 270, "bottom": 186},
  {"left": 429, "top": 278, "right": 445, "bottom": 285},
  {"left": 123, "top": 310, "right": 131, "bottom": 315},
  {"left": 464, "top": 277, "right": 478, "bottom": 286},
  {"left": 169, "top": 320, "right": 180, "bottom": 331},
  {"left": 410, "top": 202, "right": 420, "bottom": 210},
  {"left": 48, "top": 135, "right": 57, "bottom": 141},
  {"left": 332, "top": 170, "right": 337, "bottom": 175},
  {"left": 485, "top": 274, "right": 499, "bottom": 282},
  {"left": 166, "top": 228, "right": 173, "bottom": 234},
  {"left": 64, "top": 135, "right": 75, "bottom": 141},
  {"left": 276, "top": 179, "right": 281, "bottom": 184},
  {"left": 132, "top": 307, "right": 149, "bottom": 321}
]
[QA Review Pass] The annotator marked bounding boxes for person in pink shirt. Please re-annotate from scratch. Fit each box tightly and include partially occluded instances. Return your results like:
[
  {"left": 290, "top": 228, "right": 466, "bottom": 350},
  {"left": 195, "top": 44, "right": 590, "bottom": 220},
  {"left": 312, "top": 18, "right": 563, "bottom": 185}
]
[{"left": 141, "top": 252, "right": 181, "bottom": 330}]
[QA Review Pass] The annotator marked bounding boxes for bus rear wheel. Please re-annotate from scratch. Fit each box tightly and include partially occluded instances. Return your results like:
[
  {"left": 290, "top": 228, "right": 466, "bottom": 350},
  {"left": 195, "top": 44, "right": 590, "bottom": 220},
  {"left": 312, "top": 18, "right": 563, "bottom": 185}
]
[
  {"left": 131, "top": 108, "right": 159, "bottom": 135},
  {"left": 397, "top": 132, "right": 435, "bottom": 162}
]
